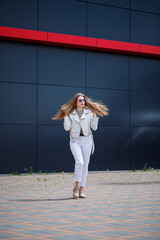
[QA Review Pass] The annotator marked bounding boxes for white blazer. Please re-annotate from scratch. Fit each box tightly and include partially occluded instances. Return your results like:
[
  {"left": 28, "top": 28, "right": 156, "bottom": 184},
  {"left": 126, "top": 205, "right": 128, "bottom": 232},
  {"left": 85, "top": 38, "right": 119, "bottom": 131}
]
[{"left": 64, "top": 108, "right": 99, "bottom": 154}]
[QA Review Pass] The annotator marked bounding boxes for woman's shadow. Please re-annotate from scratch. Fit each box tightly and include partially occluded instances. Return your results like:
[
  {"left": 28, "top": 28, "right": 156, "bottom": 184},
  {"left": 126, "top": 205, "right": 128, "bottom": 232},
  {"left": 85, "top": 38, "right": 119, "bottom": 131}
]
[{"left": 10, "top": 197, "right": 78, "bottom": 202}]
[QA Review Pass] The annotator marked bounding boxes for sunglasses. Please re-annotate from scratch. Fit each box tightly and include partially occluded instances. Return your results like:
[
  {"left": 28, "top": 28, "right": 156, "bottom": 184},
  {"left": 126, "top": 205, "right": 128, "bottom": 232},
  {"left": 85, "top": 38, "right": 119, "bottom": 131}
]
[{"left": 78, "top": 99, "right": 86, "bottom": 102}]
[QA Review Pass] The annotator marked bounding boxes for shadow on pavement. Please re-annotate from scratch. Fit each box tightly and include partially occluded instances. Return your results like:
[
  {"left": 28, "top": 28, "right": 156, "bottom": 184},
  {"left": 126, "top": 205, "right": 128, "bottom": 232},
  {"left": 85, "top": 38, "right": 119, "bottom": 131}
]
[
  {"left": 102, "top": 181, "right": 160, "bottom": 185},
  {"left": 10, "top": 197, "right": 77, "bottom": 202}
]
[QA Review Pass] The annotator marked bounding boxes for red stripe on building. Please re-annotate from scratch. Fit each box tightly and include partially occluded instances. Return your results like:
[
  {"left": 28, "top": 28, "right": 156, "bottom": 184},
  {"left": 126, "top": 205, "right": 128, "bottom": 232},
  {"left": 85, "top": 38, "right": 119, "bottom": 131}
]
[{"left": 0, "top": 26, "right": 160, "bottom": 58}]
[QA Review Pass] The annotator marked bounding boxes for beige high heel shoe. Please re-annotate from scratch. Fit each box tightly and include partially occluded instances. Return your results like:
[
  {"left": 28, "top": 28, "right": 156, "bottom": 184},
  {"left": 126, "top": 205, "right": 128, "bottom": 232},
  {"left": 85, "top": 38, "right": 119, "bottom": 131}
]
[
  {"left": 79, "top": 188, "right": 86, "bottom": 198},
  {"left": 73, "top": 186, "right": 79, "bottom": 198}
]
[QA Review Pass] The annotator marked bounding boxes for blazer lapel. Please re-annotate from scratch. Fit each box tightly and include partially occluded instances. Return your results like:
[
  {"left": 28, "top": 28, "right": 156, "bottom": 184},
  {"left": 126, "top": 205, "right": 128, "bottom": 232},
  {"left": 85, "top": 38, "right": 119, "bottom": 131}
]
[
  {"left": 81, "top": 108, "right": 88, "bottom": 120},
  {"left": 70, "top": 108, "right": 89, "bottom": 123},
  {"left": 70, "top": 109, "right": 80, "bottom": 123}
]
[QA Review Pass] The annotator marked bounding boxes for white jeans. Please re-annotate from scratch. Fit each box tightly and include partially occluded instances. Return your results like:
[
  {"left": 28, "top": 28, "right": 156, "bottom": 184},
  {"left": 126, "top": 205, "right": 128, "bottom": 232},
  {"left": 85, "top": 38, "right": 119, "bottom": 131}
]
[{"left": 70, "top": 136, "right": 92, "bottom": 187}]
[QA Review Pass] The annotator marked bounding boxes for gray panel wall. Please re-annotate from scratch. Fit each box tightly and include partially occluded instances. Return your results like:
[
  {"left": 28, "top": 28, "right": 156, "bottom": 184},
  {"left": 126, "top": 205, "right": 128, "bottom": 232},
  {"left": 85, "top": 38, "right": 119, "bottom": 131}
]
[{"left": 0, "top": 0, "right": 160, "bottom": 173}]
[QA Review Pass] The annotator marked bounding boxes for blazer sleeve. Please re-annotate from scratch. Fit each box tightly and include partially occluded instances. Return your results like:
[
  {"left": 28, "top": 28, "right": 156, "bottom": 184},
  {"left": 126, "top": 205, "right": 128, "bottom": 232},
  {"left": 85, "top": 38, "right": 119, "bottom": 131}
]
[
  {"left": 64, "top": 116, "right": 72, "bottom": 131},
  {"left": 90, "top": 112, "right": 99, "bottom": 131}
]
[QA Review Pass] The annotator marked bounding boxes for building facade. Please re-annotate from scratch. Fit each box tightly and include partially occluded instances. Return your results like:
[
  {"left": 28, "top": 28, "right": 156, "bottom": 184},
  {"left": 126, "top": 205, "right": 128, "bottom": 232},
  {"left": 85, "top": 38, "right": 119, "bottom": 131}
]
[{"left": 0, "top": 0, "right": 160, "bottom": 173}]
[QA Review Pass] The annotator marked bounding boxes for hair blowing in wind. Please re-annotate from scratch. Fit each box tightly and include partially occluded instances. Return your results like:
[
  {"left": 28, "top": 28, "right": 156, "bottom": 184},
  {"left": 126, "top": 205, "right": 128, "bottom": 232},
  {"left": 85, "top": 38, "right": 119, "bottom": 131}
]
[{"left": 51, "top": 93, "right": 109, "bottom": 120}]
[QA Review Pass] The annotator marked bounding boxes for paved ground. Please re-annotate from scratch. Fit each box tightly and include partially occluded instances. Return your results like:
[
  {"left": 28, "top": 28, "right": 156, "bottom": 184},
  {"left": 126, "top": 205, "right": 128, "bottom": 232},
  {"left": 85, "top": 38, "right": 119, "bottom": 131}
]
[{"left": 0, "top": 170, "right": 160, "bottom": 240}]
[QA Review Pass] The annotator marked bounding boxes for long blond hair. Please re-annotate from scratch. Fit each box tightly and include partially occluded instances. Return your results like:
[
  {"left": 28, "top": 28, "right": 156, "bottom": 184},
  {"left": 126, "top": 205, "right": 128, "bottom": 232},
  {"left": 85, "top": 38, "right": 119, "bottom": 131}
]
[{"left": 51, "top": 93, "right": 109, "bottom": 120}]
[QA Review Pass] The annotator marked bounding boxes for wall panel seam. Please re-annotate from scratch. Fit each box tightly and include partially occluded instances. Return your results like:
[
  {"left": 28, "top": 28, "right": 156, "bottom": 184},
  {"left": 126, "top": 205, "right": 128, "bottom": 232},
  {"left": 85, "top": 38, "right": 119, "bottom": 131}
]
[
  {"left": 36, "top": 45, "right": 39, "bottom": 172},
  {"left": 86, "top": 1, "right": 160, "bottom": 15}
]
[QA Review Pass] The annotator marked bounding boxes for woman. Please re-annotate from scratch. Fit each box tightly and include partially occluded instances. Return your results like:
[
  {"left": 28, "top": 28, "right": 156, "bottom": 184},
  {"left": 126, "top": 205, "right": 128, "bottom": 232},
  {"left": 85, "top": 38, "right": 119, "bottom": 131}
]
[{"left": 52, "top": 93, "right": 109, "bottom": 198}]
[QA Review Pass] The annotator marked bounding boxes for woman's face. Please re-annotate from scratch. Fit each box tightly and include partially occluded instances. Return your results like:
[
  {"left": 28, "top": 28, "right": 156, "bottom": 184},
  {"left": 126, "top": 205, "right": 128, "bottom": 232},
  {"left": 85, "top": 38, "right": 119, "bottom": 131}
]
[{"left": 76, "top": 96, "right": 86, "bottom": 108}]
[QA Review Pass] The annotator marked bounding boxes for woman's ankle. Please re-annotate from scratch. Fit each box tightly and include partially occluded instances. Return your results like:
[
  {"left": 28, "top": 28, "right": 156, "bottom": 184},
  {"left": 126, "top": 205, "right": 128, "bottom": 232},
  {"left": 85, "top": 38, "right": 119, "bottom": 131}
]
[{"left": 75, "top": 181, "right": 79, "bottom": 188}]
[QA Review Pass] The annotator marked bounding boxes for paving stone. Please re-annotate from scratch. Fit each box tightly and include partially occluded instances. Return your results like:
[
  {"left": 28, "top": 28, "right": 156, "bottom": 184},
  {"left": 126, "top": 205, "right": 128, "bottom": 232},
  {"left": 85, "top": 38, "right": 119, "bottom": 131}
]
[{"left": 0, "top": 171, "right": 160, "bottom": 239}]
